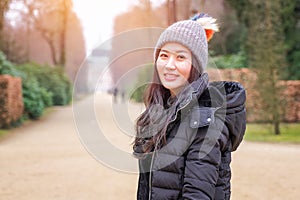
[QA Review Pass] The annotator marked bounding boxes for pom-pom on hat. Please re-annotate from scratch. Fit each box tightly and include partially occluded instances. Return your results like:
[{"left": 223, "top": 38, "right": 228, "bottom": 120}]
[{"left": 154, "top": 13, "right": 219, "bottom": 74}]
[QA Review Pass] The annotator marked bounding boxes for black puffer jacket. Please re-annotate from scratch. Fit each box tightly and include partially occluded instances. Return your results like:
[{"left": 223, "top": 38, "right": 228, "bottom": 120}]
[{"left": 136, "top": 78, "right": 246, "bottom": 200}]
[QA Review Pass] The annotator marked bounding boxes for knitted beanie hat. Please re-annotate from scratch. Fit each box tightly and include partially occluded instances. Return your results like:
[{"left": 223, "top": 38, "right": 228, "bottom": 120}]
[{"left": 154, "top": 14, "right": 219, "bottom": 74}]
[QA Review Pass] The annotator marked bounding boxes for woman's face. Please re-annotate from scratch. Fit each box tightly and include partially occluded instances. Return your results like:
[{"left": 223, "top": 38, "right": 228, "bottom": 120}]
[{"left": 156, "top": 42, "right": 192, "bottom": 96}]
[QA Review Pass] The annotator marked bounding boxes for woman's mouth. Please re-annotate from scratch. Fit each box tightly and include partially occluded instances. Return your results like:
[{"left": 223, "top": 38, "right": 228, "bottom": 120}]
[{"left": 164, "top": 73, "right": 179, "bottom": 81}]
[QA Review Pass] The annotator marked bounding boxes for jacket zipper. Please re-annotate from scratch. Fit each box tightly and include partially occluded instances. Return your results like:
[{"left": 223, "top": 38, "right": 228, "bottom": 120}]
[
  {"left": 148, "top": 150, "right": 155, "bottom": 200},
  {"left": 148, "top": 96, "right": 193, "bottom": 200},
  {"left": 170, "top": 94, "right": 195, "bottom": 124}
]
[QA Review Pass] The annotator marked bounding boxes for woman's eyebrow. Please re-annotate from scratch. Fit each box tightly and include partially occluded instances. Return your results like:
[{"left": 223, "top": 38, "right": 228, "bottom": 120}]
[
  {"left": 160, "top": 49, "right": 189, "bottom": 54},
  {"left": 176, "top": 50, "right": 189, "bottom": 54},
  {"left": 160, "top": 49, "right": 169, "bottom": 53}
]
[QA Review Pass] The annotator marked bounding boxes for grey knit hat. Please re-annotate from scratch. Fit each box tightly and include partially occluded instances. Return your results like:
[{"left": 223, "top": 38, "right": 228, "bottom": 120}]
[{"left": 154, "top": 20, "right": 208, "bottom": 74}]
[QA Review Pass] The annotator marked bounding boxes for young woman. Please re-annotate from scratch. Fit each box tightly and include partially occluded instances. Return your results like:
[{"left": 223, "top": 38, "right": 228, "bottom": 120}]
[{"left": 133, "top": 14, "right": 246, "bottom": 200}]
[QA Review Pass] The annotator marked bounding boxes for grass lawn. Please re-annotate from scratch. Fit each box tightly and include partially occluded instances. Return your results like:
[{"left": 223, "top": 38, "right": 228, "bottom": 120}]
[
  {"left": 1, "top": 120, "right": 300, "bottom": 144},
  {"left": 245, "top": 123, "right": 300, "bottom": 144},
  {"left": 0, "top": 129, "right": 8, "bottom": 139}
]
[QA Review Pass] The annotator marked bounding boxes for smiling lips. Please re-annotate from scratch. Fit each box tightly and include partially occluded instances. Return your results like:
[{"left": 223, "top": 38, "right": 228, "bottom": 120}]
[{"left": 164, "top": 73, "right": 179, "bottom": 81}]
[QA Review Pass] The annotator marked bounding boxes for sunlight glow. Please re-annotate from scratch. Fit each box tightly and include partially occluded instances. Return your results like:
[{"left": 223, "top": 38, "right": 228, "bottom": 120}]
[
  {"left": 72, "top": 0, "right": 165, "bottom": 53},
  {"left": 72, "top": 0, "right": 134, "bottom": 53}
]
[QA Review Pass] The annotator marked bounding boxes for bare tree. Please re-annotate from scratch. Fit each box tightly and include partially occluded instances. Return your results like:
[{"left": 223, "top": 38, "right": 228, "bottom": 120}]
[
  {"left": 16, "top": 0, "right": 35, "bottom": 61},
  {"left": 33, "top": 0, "right": 71, "bottom": 66},
  {"left": 57, "top": 0, "right": 70, "bottom": 66},
  {"left": 167, "top": 0, "right": 177, "bottom": 25},
  {"left": 9, "top": 0, "right": 71, "bottom": 66}
]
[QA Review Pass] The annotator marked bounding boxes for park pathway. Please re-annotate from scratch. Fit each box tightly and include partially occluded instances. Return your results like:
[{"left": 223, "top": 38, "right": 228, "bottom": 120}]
[{"left": 0, "top": 93, "right": 300, "bottom": 200}]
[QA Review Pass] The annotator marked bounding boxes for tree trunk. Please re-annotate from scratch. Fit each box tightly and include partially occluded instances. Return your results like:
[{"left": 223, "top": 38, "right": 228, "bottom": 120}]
[
  {"left": 48, "top": 38, "right": 57, "bottom": 65},
  {"left": 58, "top": 0, "right": 68, "bottom": 67},
  {"left": 40, "top": 31, "right": 57, "bottom": 65},
  {"left": 0, "top": 0, "right": 10, "bottom": 48},
  {"left": 25, "top": 19, "right": 30, "bottom": 62},
  {"left": 167, "top": 0, "right": 177, "bottom": 25},
  {"left": 0, "top": 0, "right": 9, "bottom": 31},
  {"left": 274, "top": 121, "right": 280, "bottom": 135}
]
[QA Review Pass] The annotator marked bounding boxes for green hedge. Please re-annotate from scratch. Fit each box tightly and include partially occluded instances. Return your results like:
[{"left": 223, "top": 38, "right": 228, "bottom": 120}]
[
  {"left": 130, "top": 64, "right": 152, "bottom": 102},
  {"left": 208, "top": 51, "right": 247, "bottom": 69},
  {"left": 16, "top": 63, "right": 72, "bottom": 106},
  {"left": 0, "top": 51, "right": 72, "bottom": 121},
  {"left": 21, "top": 78, "right": 46, "bottom": 119}
]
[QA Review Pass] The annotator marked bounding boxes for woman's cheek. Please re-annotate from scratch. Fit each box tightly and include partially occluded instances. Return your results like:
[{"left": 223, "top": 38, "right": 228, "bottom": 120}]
[
  {"left": 177, "top": 63, "right": 191, "bottom": 78},
  {"left": 156, "top": 60, "right": 166, "bottom": 73}
]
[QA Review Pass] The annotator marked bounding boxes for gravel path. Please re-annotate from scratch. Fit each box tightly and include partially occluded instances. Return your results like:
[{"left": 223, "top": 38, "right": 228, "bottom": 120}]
[{"left": 0, "top": 93, "right": 299, "bottom": 200}]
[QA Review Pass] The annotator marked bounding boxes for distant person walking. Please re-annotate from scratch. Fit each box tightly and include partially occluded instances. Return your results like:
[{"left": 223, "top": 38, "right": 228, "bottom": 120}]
[
  {"left": 133, "top": 13, "right": 246, "bottom": 199},
  {"left": 121, "top": 90, "right": 126, "bottom": 103},
  {"left": 113, "top": 87, "right": 118, "bottom": 103}
]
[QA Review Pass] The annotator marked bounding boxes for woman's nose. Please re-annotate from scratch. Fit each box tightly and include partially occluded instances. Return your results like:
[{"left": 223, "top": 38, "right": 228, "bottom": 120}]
[{"left": 165, "top": 56, "right": 176, "bottom": 70}]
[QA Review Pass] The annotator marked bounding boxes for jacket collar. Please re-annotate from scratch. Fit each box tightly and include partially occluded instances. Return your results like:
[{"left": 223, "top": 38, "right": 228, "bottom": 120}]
[{"left": 168, "top": 73, "right": 209, "bottom": 120}]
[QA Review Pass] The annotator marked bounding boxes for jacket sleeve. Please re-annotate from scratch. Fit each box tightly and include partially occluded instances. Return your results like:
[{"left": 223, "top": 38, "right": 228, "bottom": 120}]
[{"left": 182, "top": 115, "right": 226, "bottom": 200}]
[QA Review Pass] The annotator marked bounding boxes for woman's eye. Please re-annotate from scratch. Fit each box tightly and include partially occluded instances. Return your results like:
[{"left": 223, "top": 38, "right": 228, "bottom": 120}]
[
  {"left": 177, "top": 55, "right": 186, "bottom": 60},
  {"left": 159, "top": 53, "right": 168, "bottom": 58}
]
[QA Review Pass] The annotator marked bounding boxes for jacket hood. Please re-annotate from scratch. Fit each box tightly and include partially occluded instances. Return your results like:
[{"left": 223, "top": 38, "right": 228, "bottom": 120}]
[
  {"left": 133, "top": 76, "right": 246, "bottom": 158},
  {"left": 202, "top": 81, "right": 246, "bottom": 151}
]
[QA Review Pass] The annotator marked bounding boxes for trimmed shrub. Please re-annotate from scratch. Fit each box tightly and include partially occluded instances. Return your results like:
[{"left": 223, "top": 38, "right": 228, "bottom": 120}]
[
  {"left": 0, "top": 75, "right": 24, "bottom": 128},
  {"left": 1, "top": 62, "right": 50, "bottom": 120},
  {"left": 16, "top": 63, "right": 72, "bottom": 105},
  {"left": 21, "top": 77, "right": 45, "bottom": 120},
  {"left": 1, "top": 51, "right": 72, "bottom": 121},
  {"left": 0, "top": 52, "right": 22, "bottom": 77}
]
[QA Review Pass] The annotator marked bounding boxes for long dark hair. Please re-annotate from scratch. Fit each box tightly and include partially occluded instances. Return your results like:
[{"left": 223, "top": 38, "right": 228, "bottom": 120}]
[{"left": 134, "top": 57, "right": 201, "bottom": 153}]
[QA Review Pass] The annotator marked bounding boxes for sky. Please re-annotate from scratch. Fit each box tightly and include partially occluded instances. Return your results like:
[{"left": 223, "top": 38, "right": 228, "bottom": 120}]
[
  {"left": 5, "top": 0, "right": 164, "bottom": 54},
  {"left": 72, "top": 0, "right": 164, "bottom": 54},
  {"left": 72, "top": 0, "right": 133, "bottom": 53}
]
